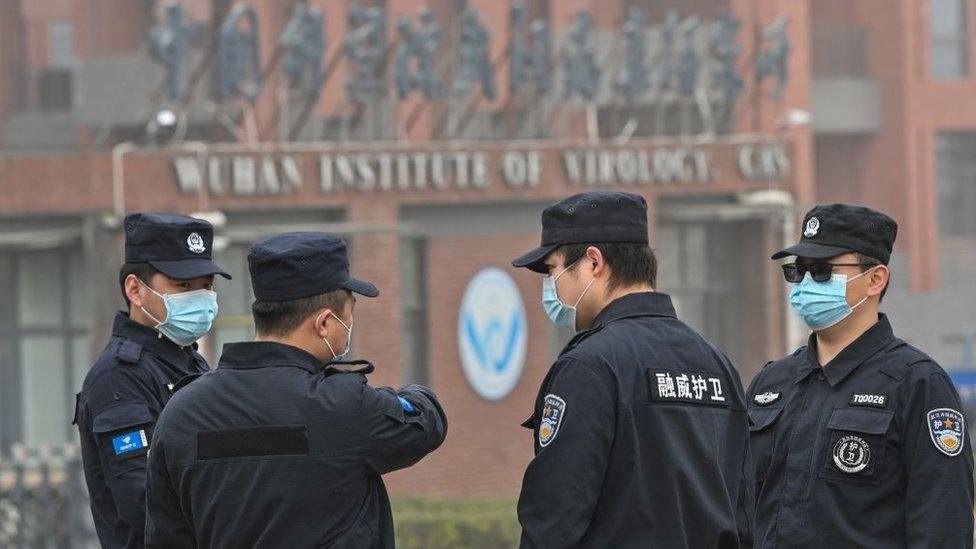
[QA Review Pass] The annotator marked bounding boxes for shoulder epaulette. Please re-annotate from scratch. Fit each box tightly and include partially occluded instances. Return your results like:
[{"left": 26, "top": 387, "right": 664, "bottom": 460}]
[
  {"left": 325, "top": 360, "right": 375, "bottom": 375},
  {"left": 562, "top": 325, "right": 605, "bottom": 354},
  {"left": 171, "top": 372, "right": 204, "bottom": 393},
  {"left": 116, "top": 341, "right": 144, "bottom": 365}
]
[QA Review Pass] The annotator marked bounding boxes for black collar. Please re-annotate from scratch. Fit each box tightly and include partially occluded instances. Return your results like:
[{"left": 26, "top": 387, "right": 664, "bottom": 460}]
[
  {"left": 217, "top": 341, "right": 323, "bottom": 374},
  {"left": 794, "top": 314, "right": 895, "bottom": 386},
  {"left": 590, "top": 292, "right": 677, "bottom": 328},
  {"left": 111, "top": 311, "right": 198, "bottom": 368}
]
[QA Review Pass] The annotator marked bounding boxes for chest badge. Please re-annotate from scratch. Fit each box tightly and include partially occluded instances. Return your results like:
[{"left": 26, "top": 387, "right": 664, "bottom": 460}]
[
  {"left": 538, "top": 394, "right": 566, "bottom": 447},
  {"left": 754, "top": 391, "right": 781, "bottom": 406},
  {"left": 928, "top": 408, "right": 965, "bottom": 457},
  {"left": 849, "top": 393, "right": 887, "bottom": 408},
  {"left": 833, "top": 435, "right": 871, "bottom": 473}
]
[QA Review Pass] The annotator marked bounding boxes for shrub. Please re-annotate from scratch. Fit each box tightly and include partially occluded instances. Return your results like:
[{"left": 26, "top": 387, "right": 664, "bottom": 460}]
[{"left": 393, "top": 498, "right": 520, "bottom": 548}]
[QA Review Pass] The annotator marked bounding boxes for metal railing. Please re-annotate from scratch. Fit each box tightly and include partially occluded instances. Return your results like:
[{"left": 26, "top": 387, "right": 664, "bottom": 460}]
[{"left": 0, "top": 444, "right": 97, "bottom": 548}]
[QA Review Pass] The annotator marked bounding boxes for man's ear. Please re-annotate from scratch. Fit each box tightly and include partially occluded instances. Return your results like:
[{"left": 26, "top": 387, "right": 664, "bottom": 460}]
[
  {"left": 867, "top": 265, "right": 890, "bottom": 298},
  {"left": 313, "top": 308, "right": 333, "bottom": 339},
  {"left": 124, "top": 274, "right": 145, "bottom": 308},
  {"left": 586, "top": 246, "right": 607, "bottom": 276}
]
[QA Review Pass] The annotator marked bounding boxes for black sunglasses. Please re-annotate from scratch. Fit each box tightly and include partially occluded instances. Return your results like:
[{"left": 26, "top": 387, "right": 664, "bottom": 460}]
[{"left": 781, "top": 262, "right": 873, "bottom": 283}]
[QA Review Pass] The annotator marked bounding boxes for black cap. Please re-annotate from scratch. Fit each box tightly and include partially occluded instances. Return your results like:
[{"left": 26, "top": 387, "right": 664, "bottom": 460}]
[
  {"left": 512, "top": 191, "right": 649, "bottom": 273},
  {"left": 772, "top": 204, "right": 898, "bottom": 264},
  {"left": 124, "top": 212, "right": 231, "bottom": 279},
  {"left": 247, "top": 232, "right": 379, "bottom": 302}
]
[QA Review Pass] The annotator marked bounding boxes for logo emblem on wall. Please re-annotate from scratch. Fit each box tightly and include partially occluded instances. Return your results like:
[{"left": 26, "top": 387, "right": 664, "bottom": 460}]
[{"left": 458, "top": 267, "right": 527, "bottom": 401}]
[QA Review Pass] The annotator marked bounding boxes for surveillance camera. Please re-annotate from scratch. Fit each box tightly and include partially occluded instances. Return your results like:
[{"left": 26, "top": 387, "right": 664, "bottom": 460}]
[
  {"left": 156, "top": 110, "right": 178, "bottom": 128},
  {"left": 785, "top": 109, "right": 812, "bottom": 126}
]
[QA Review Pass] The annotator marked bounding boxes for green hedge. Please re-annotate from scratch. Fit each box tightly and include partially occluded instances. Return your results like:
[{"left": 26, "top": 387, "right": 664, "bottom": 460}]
[{"left": 392, "top": 498, "right": 520, "bottom": 548}]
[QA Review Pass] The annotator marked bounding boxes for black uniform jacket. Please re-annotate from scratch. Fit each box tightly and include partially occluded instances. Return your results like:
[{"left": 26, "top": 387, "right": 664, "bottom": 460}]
[
  {"left": 75, "top": 312, "right": 210, "bottom": 549},
  {"left": 519, "top": 292, "right": 754, "bottom": 548},
  {"left": 747, "top": 314, "right": 974, "bottom": 548},
  {"left": 144, "top": 341, "right": 447, "bottom": 548}
]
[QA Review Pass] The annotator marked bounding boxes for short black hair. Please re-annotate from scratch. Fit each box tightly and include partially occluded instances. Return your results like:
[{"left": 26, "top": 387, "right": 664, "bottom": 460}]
[
  {"left": 119, "top": 262, "right": 160, "bottom": 307},
  {"left": 856, "top": 252, "right": 889, "bottom": 302},
  {"left": 252, "top": 290, "right": 350, "bottom": 337},
  {"left": 558, "top": 242, "right": 657, "bottom": 292}
]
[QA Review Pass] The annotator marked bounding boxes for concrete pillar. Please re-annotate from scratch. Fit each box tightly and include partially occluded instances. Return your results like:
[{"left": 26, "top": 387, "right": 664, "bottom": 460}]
[{"left": 346, "top": 199, "right": 403, "bottom": 389}]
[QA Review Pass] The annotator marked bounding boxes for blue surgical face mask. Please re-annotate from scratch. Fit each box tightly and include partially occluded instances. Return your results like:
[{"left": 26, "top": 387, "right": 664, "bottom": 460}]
[
  {"left": 789, "top": 268, "right": 875, "bottom": 331},
  {"left": 139, "top": 280, "right": 219, "bottom": 347},
  {"left": 320, "top": 311, "right": 353, "bottom": 362},
  {"left": 542, "top": 260, "right": 595, "bottom": 332}
]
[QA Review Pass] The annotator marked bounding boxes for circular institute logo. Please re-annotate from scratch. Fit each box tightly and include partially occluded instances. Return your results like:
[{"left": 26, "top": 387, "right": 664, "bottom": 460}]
[{"left": 458, "top": 267, "right": 527, "bottom": 401}]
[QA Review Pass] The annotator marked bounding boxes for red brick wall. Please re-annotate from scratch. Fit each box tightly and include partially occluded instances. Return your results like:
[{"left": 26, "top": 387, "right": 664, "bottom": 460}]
[
  {"left": 385, "top": 231, "right": 547, "bottom": 499},
  {"left": 349, "top": 200, "right": 405, "bottom": 389},
  {"left": 0, "top": 0, "right": 25, "bottom": 134},
  {"left": 0, "top": 152, "right": 112, "bottom": 214}
]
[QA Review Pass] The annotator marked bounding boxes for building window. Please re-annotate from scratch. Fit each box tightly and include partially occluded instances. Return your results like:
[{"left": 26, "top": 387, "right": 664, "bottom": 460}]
[
  {"left": 211, "top": 244, "right": 255, "bottom": 363},
  {"left": 0, "top": 257, "right": 12, "bottom": 451},
  {"left": 655, "top": 217, "right": 749, "bottom": 368},
  {"left": 400, "top": 237, "right": 429, "bottom": 385},
  {"left": 931, "top": 0, "right": 969, "bottom": 79},
  {"left": 936, "top": 133, "right": 976, "bottom": 238},
  {"left": 0, "top": 249, "right": 90, "bottom": 452},
  {"left": 48, "top": 20, "right": 76, "bottom": 69}
]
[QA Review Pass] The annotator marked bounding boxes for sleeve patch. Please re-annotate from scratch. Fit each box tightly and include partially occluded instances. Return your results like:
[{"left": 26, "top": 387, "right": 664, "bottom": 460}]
[
  {"left": 398, "top": 396, "right": 417, "bottom": 414},
  {"left": 648, "top": 370, "right": 729, "bottom": 407},
  {"left": 112, "top": 429, "right": 149, "bottom": 456},
  {"left": 928, "top": 408, "right": 965, "bottom": 457},
  {"left": 538, "top": 394, "right": 566, "bottom": 447}
]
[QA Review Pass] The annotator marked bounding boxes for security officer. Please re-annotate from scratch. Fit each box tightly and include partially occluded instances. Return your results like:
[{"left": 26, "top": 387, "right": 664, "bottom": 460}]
[
  {"left": 144, "top": 232, "right": 448, "bottom": 548},
  {"left": 748, "top": 204, "right": 975, "bottom": 547},
  {"left": 74, "top": 212, "right": 230, "bottom": 548},
  {"left": 512, "top": 191, "right": 754, "bottom": 548}
]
